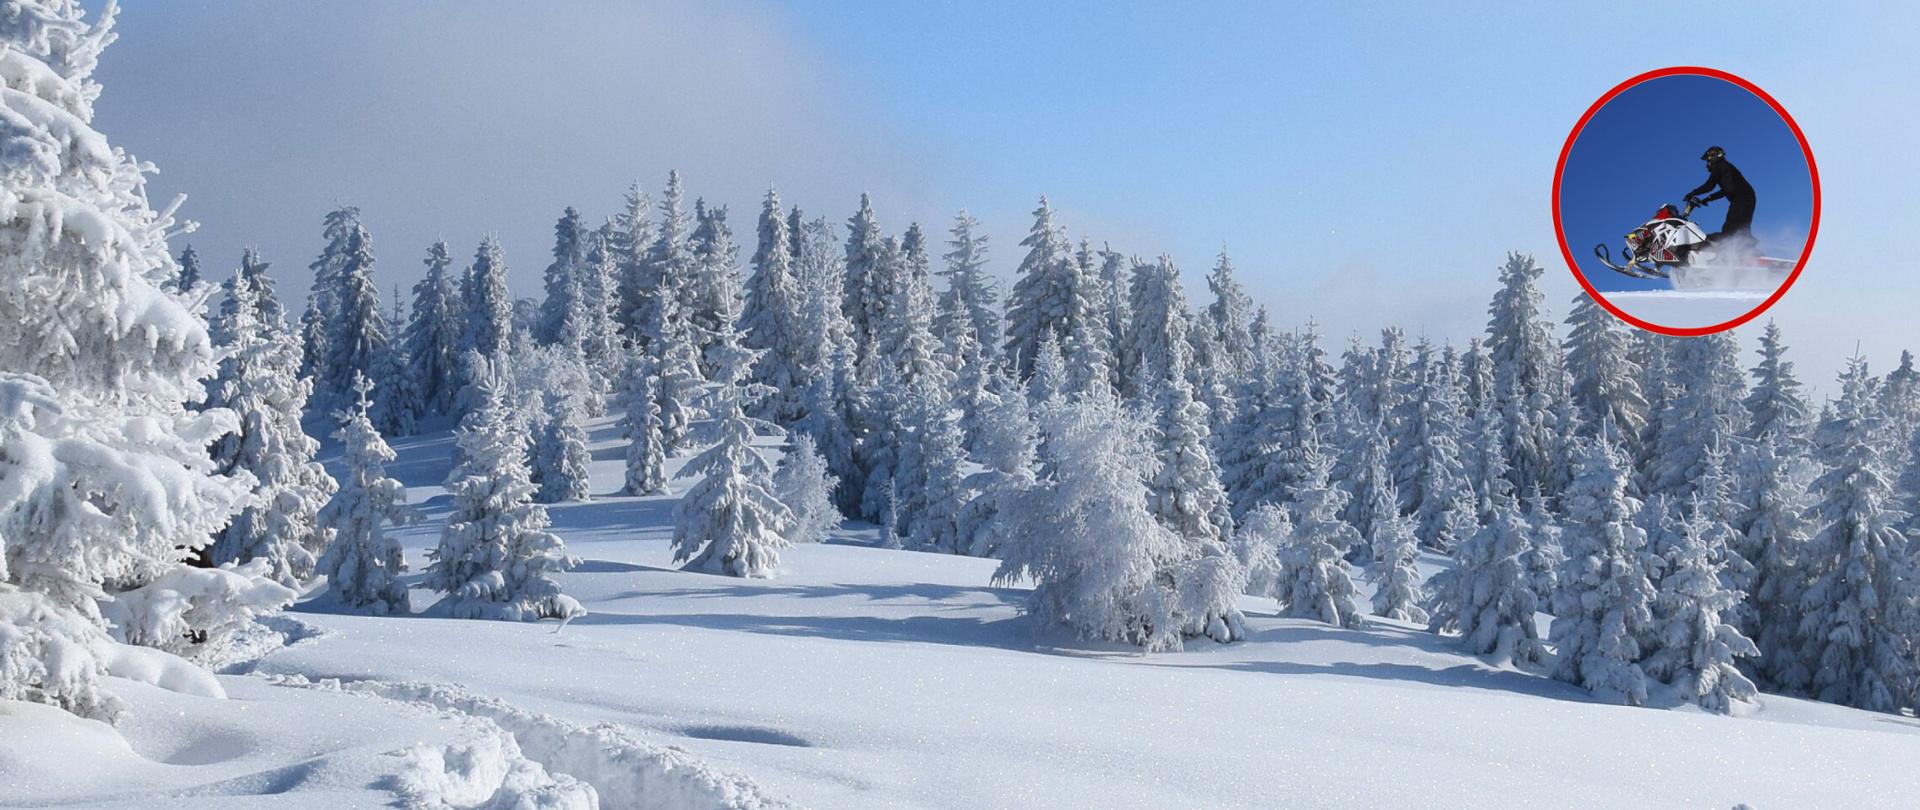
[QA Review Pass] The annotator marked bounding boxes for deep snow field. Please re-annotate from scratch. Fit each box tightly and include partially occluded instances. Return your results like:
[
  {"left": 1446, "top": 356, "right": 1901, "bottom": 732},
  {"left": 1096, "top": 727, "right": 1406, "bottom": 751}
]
[{"left": 6, "top": 415, "right": 1920, "bottom": 810}]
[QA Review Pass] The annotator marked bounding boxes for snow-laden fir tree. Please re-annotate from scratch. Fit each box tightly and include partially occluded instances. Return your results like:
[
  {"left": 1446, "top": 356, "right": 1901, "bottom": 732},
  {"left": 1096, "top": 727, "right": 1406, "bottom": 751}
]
[
  {"left": 0, "top": 0, "right": 251, "bottom": 718},
  {"left": 1796, "top": 358, "right": 1917, "bottom": 712},
  {"left": 1648, "top": 332, "right": 1749, "bottom": 500},
  {"left": 1550, "top": 429, "right": 1658, "bottom": 705},
  {"left": 458, "top": 236, "right": 514, "bottom": 411},
  {"left": 956, "top": 381, "right": 1039, "bottom": 558},
  {"left": 1220, "top": 345, "right": 1321, "bottom": 519},
  {"left": 877, "top": 224, "right": 950, "bottom": 389},
  {"left": 311, "top": 213, "right": 388, "bottom": 417},
  {"left": 796, "top": 343, "right": 863, "bottom": 514},
  {"left": 840, "top": 193, "right": 890, "bottom": 367},
  {"left": 1201, "top": 249, "right": 1257, "bottom": 377},
  {"left": 372, "top": 284, "right": 422, "bottom": 436},
  {"left": 1643, "top": 495, "right": 1760, "bottom": 712},
  {"left": 1520, "top": 486, "right": 1565, "bottom": 604},
  {"left": 1027, "top": 331, "right": 1068, "bottom": 407},
  {"left": 316, "top": 374, "right": 417, "bottom": 614},
  {"left": 742, "top": 188, "right": 809, "bottom": 423},
  {"left": 424, "top": 360, "right": 583, "bottom": 621},
  {"left": 1146, "top": 375, "right": 1234, "bottom": 550},
  {"left": 647, "top": 294, "right": 706, "bottom": 451},
  {"left": 1338, "top": 417, "right": 1395, "bottom": 551},
  {"left": 672, "top": 384, "right": 794, "bottom": 578},
  {"left": 401, "top": 240, "right": 462, "bottom": 418},
  {"left": 935, "top": 210, "right": 1002, "bottom": 375},
  {"left": 173, "top": 243, "right": 203, "bottom": 294},
  {"left": 1425, "top": 484, "right": 1545, "bottom": 665},
  {"left": 1095, "top": 247, "right": 1131, "bottom": 390},
  {"left": 1483, "top": 253, "right": 1564, "bottom": 497},
  {"left": 1405, "top": 354, "right": 1475, "bottom": 550},
  {"left": 219, "top": 247, "right": 285, "bottom": 335},
  {"left": 1738, "top": 432, "right": 1816, "bottom": 692},
  {"left": 609, "top": 182, "right": 656, "bottom": 341},
  {"left": 1271, "top": 445, "right": 1364, "bottom": 628},
  {"left": 1121, "top": 254, "right": 1194, "bottom": 400},
  {"left": 899, "top": 377, "right": 971, "bottom": 553},
  {"left": 1003, "top": 197, "right": 1074, "bottom": 378},
  {"left": 1742, "top": 321, "right": 1811, "bottom": 450},
  {"left": 576, "top": 223, "right": 623, "bottom": 388},
  {"left": 1059, "top": 239, "right": 1115, "bottom": 399},
  {"left": 535, "top": 206, "right": 586, "bottom": 346},
  {"left": 773, "top": 433, "right": 841, "bottom": 545},
  {"left": 1564, "top": 291, "right": 1648, "bottom": 455},
  {"left": 204, "top": 267, "right": 337, "bottom": 584},
  {"left": 637, "top": 171, "right": 694, "bottom": 348},
  {"left": 620, "top": 355, "right": 670, "bottom": 496},
  {"left": 1366, "top": 484, "right": 1427, "bottom": 623},
  {"left": 685, "top": 200, "right": 745, "bottom": 376},
  {"left": 301, "top": 206, "right": 360, "bottom": 380},
  {"left": 530, "top": 392, "right": 592, "bottom": 504},
  {"left": 993, "top": 395, "right": 1211, "bottom": 650}
]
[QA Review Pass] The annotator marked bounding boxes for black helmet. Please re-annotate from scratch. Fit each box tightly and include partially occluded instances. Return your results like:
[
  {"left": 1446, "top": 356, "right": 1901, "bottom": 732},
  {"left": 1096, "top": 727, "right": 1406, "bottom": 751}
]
[{"left": 1701, "top": 145, "right": 1725, "bottom": 161}]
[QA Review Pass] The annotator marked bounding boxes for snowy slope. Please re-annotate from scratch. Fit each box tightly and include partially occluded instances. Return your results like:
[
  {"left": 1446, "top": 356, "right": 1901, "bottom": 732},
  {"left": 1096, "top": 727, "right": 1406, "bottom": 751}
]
[
  {"left": 6, "top": 415, "right": 1920, "bottom": 809},
  {"left": 1603, "top": 289, "right": 1771, "bottom": 329}
]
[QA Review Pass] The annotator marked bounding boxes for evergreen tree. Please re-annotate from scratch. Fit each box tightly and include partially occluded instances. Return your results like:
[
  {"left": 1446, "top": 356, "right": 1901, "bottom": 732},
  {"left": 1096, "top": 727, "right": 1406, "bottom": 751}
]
[
  {"left": 1739, "top": 433, "right": 1816, "bottom": 692},
  {"left": 403, "top": 240, "right": 463, "bottom": 417},
  {"left": 173, "top": 243, "right": 203, "bottom": 294},
  {"left": 1797, "top": 358, "right": 1916, "bottom": 712},
  {"left": 424, "top": 361, "right": 583, "bottom": 621},
  {"left": 1743, "top": 321, "right": 1811, "bottom": 450},
  {"left": 1003, "top": 197, "right": 1074, "bottom": 378},
  {"left": 685, "top": 200, "right": 745, "bottom": 376},
  {"left": 877, "top": 224, "right": 948, "bottom": 389},
  {"left": 672, "top": 386, "right": 793, "bottom": 578},
  {"left": 1147, "top": 376, "right": 1235, "bottom": 553},
  {"left": 1272, "top": 446, "right": 1364, "bottom": 628},
  {"left": 536, "top": 206, "right": 587, "bottom": 346},
  {"left": 459, "top": 236, "right": 515, "bottom": 410},
  {"left": 574, "top": 223, "right": 623, "bottom": 391},
  {"left": 621, "top": 355, "right": 670, "bottom": 496},
  {"left": 316, "top": 374, "right": 417, "bottom": 614},
  {"left": 956, "top": 383, "right": 1039, "bottom": 558},
  {"left": 935, "top": 211, "right": 1002, "bottom": 374},
  {"left": 637, "top": 171, "right": 693, "bottom": 349},
  {"left": 205, "top": 268, "right": 337, "bottom": 585},
  {"left": 899, "top": 377, "right": 971, "bottom": 553},
  {"left": 1339, "top": 418, "right": 1395, "bottom": 550},
  {"left": 1644, "top": 496, "right": 1760, "bottom": 712},
  {"left": 1564, "top": 291, "right": 1648, "bottom": 455},
  {"left": 1121, "top": 255, "right": 1193, "bottom": 399},
  {"left": 1367, "top": 493, "right": 1428, "bottom": 624},
  {"left": 312, "top": 215, "right": 388, "bottom": 416},
  {"left": 1027, "top": 331, "right": 1068, "bottom": 406},
  {"left": 1221, "top": 348, "right": 1320, "bottom": 519},
  {"left": 301, "top": 206, "right": 360, "bottom": 381},
  {"left": 0, "top": 2, "right": 251, "bottom": 717},
  {"left": 1483, "top": 253, "right": 1564, "bottom": 497},
  {"left": 1202, "top": 249, "right": 1257, "bottom": 376},
  {"left": 372, "top": 284, "right": 422, "bottom": 436},
  {"left": 1096, "top": 247, "right": 1132, "bottom": 391},
  {"left": 530, "top": 392, "right": 592, "bottom": 504},
  {"left": 1426, "top": 494, "right": 1544, "bottom": 665},
  {"left": 773, "top": 434, "right": 841, "bottom": 545},
  {"left": 1550, "top": 431, "right": 1658, "bottom": 705},
  {"left": 610, "top": 182, "right": 657, "bottom": 341},
  {"left": 742, "top": 188, "right": 808, "bottom": 423},
  {"left": 1649, "top": 332, "right": 1749, "bottom": 500},
  {"left": 841, "top": 193, "right": 889, "bottom": 366}
]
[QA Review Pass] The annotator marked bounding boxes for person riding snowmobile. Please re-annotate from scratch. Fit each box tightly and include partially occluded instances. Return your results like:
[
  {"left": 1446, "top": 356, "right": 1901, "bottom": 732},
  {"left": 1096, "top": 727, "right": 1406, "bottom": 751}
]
[{"left": 1684, "top": 146, "right": 1755, "bottom": 246}]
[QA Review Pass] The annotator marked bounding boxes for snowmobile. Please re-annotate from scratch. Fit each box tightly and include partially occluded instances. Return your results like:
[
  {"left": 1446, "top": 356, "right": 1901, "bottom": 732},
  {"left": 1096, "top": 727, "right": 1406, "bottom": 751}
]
[{"left": 1590, "top": 200, "right": 1792, "bottom": 282}]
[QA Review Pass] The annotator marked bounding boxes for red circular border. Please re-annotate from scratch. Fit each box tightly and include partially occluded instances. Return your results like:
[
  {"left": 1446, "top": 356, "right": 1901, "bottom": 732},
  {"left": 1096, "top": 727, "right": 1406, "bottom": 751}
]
[{"left": 1551, "top": 66, "right": 1820, "bottom": 337}]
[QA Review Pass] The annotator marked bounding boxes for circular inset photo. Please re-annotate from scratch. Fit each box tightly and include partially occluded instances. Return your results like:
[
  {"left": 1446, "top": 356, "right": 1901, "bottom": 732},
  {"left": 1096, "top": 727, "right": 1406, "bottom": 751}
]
[{"left": 1554, "top": 67, "right": 1819, "bottom": 336}]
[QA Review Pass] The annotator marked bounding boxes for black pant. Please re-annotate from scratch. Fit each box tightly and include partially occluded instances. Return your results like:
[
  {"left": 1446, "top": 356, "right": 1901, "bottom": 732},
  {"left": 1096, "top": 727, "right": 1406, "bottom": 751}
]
[{"left": 1721, "top": 196, "right": 1755, "bottom": 236}]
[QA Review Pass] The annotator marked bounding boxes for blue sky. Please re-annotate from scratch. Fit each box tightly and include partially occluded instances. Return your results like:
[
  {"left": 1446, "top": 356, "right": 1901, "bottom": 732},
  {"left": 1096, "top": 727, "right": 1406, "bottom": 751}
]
[
  {"left": 1560, "top": 73, "right": 1814, "bottom": 294},
  {"left": 91, "top": 1, "right": 1920, "bottom": 391}
]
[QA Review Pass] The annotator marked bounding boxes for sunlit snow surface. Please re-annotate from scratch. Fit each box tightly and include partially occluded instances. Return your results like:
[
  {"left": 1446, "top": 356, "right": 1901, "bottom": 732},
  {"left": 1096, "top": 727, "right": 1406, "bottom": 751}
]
[{"left": 4, "top": 415, "right": 1919, "bottom": 808}]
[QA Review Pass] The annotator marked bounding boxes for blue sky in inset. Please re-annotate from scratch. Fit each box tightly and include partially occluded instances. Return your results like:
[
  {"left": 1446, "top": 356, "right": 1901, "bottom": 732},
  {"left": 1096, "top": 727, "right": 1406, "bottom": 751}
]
[{"left": 1560, "top": 74, "right": 1814, "bottom": 293}]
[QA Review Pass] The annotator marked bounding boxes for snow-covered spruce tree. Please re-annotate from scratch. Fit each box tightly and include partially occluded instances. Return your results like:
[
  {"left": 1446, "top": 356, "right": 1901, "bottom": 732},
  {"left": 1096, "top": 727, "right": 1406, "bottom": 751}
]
[
  {"left": 0, "top": 0, "right": 253, "bottom": 718},
  {"left": 1060, "top": 239, "right": 1114, "bottom": 399},
  {"left": 840, "top": 193, "right": 890, "bottom": 366},
  {"left": 1338, "top": 417, "right": 1394, "bottom": 551},
  {"left": 172, "top": 243, "right": 202, "bottom": 294},
  {"left": 1147, "top": 375, "right": 1234, "bottom": 551},
  {"left": 1404, "top": 354, "right": 1475, "bottom": 550},
  {"left": 204, "top": 267, "right": 336, "bottom": 584},
  {"left": 1643, "top": 496, "right": 1760, "bottom": 712},
  {"left": 1564, "top": 291, "right": 1648, "bottom": 455},
  {"left": 877, "top": 224, "right": 950, "bottom": 389},
  {"left": 1027, "top": 330, "right": 1068, "bottom": 407},
  {"left": 401, "top": 240, "right": 463, "bottom": 417},
  {"left": 423, "top": 361, "right": 583, "bottom": 621},
  {"left": 773, "top": 433, "right": 841, "bottom": 545},
  {"left": 458, "top": 236, "right": 514, "bottom": 413},
  {"left": 956, "top": 383, "right": 1039, "bottom": 558},
  {"left": 796, "top": 343, "right": 863, "bottom": 514},
  {"left": 620, "top": 355, "right": 670, "bottom": 496},
  {"left": 575, "top": 223, "right": 622, "bottom": 390},
  {"left": 609, "top": 182, "right": 655, "bottom": 341},
  {"left": 1549, "top": 430, "right": 1658, "bottom": 706},
  {"left": 301, "top": 206, "right": 359, "bottom": 381},
  {"left": 1648, "top": 332, "right": 1749, "bottom": 500},
  {"left": 1738, "top": 432, "right": 1816, "bottom": 692},
  {"left": 899, "top": 377, "right": 971, "bottom": 553},
  {"left": 742, "top": 188, "right": 809, "bottom": 424},
  {"left": 1121, "top": 254, "right": 1194, "bottom": 400},
  {"left": 535, "top": 206, "right": 586, "bottom": 346},
  {"left": 1520, "top": 486, "right": 1564, "bottom": 604},
  {"left": 637, "top": 171, "right": 694, "bottom": 350},
  {"left": 1095, "top": 247, "right": 1132, "bottom": 390},
  {"left": 1742, "top": 321, "right": 1811, "bottom": 451},
  {"left": 218, "top": 247, "right": 284, "bottom": 337},
  {"left": 316, "top": 374, "right": 417, "bottom": 614},
  {"left": 1202, "top": 249, "right": 1257, "bottom": 377},
  {"left": 646, "top": 294, "right": 705, "bottom": 452},
  {"left": 672, "top": 383, "right": 794, "bottom": 577},
  {"left": 1483, "top": 252, "right": 1565, "bottom": 498},
  {"left": 1221, "top": 345, "right": 1321, "bottom": 520},
  {"left": 1425, "top": 493, "right": 1544, "bottom": 665},
  {"left": 993, "top": 395, "right": 1218, "bottom": 650},
  {"left": 935, "top": 210, "right": 1002, "bottom": 374},
  {"left": 311, "top": 214, "right": 387, "bottom": 418},
  {"left": 1272, "top": 446, "right": 1365, "bottom": 628},
  {"left": 1367, "top": 486, "right": 1427, "bottom": 623},
  {"left": 1003, "top": 196, "right": 1073, "bottom": 378},
  {"left": 371, "top": 283, "right": 421, "bottom": 437},
  {"left": 685, "top": 200, "right": 744, "bottom": 376},
  {"left": 1796, "top": 358, "right": 1916, "bottom": 712},
  {"left": 530, "top": 392, "right": 592, "bottom": 504},
  {"left": 1881, "top": 350, "right": 1920, "bottom": 464}
]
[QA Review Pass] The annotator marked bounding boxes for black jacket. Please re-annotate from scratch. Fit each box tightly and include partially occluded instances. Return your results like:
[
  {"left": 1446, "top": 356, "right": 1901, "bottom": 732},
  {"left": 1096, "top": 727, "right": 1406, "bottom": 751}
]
[{"left": 1688, "top": 159, "right": 1755, "bottom": 205}]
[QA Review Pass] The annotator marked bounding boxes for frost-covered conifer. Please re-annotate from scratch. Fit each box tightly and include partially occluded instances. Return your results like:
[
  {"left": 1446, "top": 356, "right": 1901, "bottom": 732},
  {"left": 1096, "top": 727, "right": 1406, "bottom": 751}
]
[
  {"left": 313, "top": 216, "right": 388, "bottom": 416},
  {"left": 0, "top": 1, "right": 250, "bottom": 717},
  {"left": 672, "top": 386, "right": 793, "bottom": 578},
  {"left": 530, "top": 393, "right": 592, "bottom": 504},
  {"left": 993, "top": 396, "right": 1200, "bottom": 650},
  {"left": 1147, "top": 376, "right": 1234, "bottom": 550},
  {"left": 301, "top": 206, "right": 360, "bottom": 380},
  {"left": 1221, "top": 349, "right": 1320, "bottom": 519},
  {"left": 173, "top": 243, "right": 203, "bottom": 294},
  {"left": 402, "top": 241, "right": 463, "bottom": 417},
  {"left": 316, "top": 374, "right": 417, "bottom": 614},
  {"left": 637, "top": 171, "right": 694, "bottom": 349},
  {"left": 1202, "top": 249, "right": 1256, "bottom": 377},
  {"left": 1003, "top": 197, "right": 1073, "bottom": 378},
  {"left": 878, "top": 224, "right": 949, "bottom": 390},
  {"left": 458, "top": 236, "right": 514, "bottom": 410},
  {"left": 1426, "top": 490, "right": 1543, "bottom": 665},
  {"left": 841, "top": 194, "right": 889, "bottom": 365},
  {"left": 1742, "top": 321, "right": 1810, "bottom": 450},
  {"left": 536, "top": 206, "right": 586, "bottom": 346},
  {"left": 1644, "top": 496, "right": 1760, "bottom": 712},
  {"left": 424, "top": 362, "right": 583, "bottom": 621},
  {"left": 1339, "top": 419, "right": 1394, "bottom": 550},
  {"left": 1649, "top": 332, "right": 1749, "bottom": 500},
  {"left": 1564, "top": 291, "right": 1648, "bottom": 454},
  {"left": 1272, "top": 447, "right": 1364, "bottom": 628},
  {"left": 1483, "top": 253, "right": 1564, "bottom": 497},
  {"left": 1739, "top": 433, "right": 1815, "bottom": 692},
  {"left": 956, "top": 383, "right": 1039, "bottom": 558},
  {"left": 1367, "top": 494, "right": 1427, "bottom": 624},
  {"left": 1027, "top": 331, "right": 1068, "bottom": 406},
  {"left": 205, "top": 269, "right": 337, "bottom": 584},
  {"left": 685, "top": 200, "right": 745, "bottom": 377},
  {"left": 773, "top": 433, "right": 841, "bottom": 545},
  {"left": 1121, "top": 255, "right": 1192, "bottom": 399},
  {"left": 620, "top": 356, "right": 670, "bottom": 496},
  {"left": 935, "top": 211, "right": 1002, "bottom": 374},
  {"left": 899, "top": 378, "right": 970, "bottom": 553},
  {"left": 610, "top": 182, "right": 656, "bottom": 341},
  {"left": 1550, "top": 432, "right": 1658, "bottom": 705},
  {"left": 742, "top": 188, "right": 809, "bottom": 423},
  {"left": 1796, "top": 359, "right": 1916, "bottom": 712}
]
